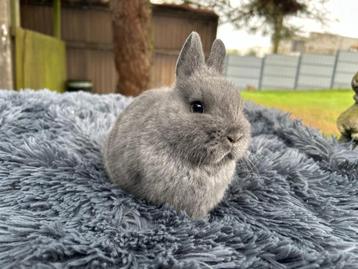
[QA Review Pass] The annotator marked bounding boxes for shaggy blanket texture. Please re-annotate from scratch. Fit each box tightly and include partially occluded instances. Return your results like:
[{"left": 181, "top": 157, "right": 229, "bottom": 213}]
[{"left": 0, "top": 90, "right": 358, "bottom": 269}]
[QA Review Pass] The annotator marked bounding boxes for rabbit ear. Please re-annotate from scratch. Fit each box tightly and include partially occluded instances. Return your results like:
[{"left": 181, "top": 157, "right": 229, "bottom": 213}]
[
  {"left": 207, "top": 39, "right": 226, "bottom": 74},
  {"left": 176, "top": 32, "right": 205, "bottom": 79}
]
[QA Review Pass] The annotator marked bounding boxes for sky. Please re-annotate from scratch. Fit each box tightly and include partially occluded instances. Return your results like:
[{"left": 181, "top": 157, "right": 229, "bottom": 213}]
[{"left": 217, "top": 0, "right": 358, "bottom": 51}]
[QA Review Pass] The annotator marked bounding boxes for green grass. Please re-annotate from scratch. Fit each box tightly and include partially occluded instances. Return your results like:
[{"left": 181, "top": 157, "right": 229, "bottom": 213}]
[{"left": 241, "top": 89, "right": 354, "bottom": 136}]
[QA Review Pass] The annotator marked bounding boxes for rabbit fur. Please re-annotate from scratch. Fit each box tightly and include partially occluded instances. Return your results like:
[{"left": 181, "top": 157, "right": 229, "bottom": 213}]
[{"left": 103, "top": 32, "right": 251, "bottom": 219}]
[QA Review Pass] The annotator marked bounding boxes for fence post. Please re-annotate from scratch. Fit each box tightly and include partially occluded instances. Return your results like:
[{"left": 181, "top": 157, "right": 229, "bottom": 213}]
[
  {"left": 223, "top": 55, "right": 229, "bottom": 76},
  {"left": 53, "top": 0, "right": 61, "bottom": 39},
  {"left": 330, "top": 50, "right": 340, "bottom": 89},
  {"left": 258, "top": 56, "right": 266, "bottom": 90},
  {"left": 11, "top": 0, "right": 20, "bottom": 28},
  {"left": 294, "top": 53, "right": 302, "bottom": 89},
  {"left": 0, "top": 0, "right": 13, "bottom": 89}
]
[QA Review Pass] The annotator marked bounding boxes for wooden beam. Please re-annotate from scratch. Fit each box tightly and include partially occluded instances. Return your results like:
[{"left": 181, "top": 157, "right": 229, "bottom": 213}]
[
  {"left": 53, "top": 0, "right": 61, "bottom": 39},
  {"left": 0, "top": 0, "right": 13, "bottom": 89},
  {"left": 67, "top": 40, "right": 113, "bottom": 51},
  {"left": 11, "top": 0, "right": 20, "bottom": 28}
]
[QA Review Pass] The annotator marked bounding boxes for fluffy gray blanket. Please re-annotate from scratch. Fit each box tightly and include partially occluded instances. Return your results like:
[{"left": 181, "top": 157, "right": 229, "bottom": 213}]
[{"left": 0, "top": 90, "right": 358, "bottom": 269}]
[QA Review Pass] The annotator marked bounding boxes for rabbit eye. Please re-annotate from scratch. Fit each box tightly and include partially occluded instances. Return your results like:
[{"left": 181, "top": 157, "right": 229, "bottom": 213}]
[{"left": 191, "top": 101, "right": 204, "bottom": 113}]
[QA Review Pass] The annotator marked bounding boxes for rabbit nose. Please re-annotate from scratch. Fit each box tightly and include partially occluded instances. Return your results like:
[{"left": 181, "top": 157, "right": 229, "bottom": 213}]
[
  {"left": 227, "top": 134, "right": 241, "bottom": 144},
  {"left": 226, "top": 127, "right": 242, "bottom": 144}
]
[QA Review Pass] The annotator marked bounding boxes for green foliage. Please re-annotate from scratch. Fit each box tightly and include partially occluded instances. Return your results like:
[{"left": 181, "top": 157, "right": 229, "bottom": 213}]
[
  {"left": 245, "top": 49, "right": 258, "bottom": 56},
  {"left": 183, "top": 0, "right": 329, "bottom": 53},
  {"left": 226, "top": 49, "right": 242, "bottom": 55}
]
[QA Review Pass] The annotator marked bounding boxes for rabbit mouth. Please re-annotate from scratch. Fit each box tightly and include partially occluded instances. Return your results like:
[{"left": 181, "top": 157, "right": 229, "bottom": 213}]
[{"left": 212, "top": 150, "right": 233, "bottom": 165}]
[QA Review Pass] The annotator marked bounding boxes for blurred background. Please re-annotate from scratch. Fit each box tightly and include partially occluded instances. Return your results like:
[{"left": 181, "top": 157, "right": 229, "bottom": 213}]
[{"left": 0, "top": 0, "right": 357, "bottom": 137}]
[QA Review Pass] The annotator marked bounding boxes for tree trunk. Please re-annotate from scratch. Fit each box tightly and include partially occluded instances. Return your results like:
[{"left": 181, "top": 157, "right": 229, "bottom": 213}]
[
  {"left": 0, "top": 0, "right": 13, "bottom": 89},
  {"left": 271, "top": 14, "right": 283, "bottom": 54},
  {"left": 110, "top": 0, "right": 152, "bottom": 96}
]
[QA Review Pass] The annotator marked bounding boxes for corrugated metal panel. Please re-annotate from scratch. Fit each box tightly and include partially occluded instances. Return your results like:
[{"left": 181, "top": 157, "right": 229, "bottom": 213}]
[
  {"left": 336, "top": 62, "right": 358, "bottom": 73},
  {"left": 297, "top": 75, "right": 331, "bottom": 88},
  {"left": 263, "top": 65, "right": 296, "bottom": 77},
  {"left": 261, "top": 76, "right": 296, "bottom": 89},
  {"left": 332, "top": 51, "right": 358, "bottom": 88},
  {"left": 227, "top": 56, "right": 262, "bottom": 68},
  {"left": 297, "top": 54, "right": 335, "bottom": 89},
  {"left": 261, "top": 55, "right": 298, "bottom": 88},
  {"left": 299, "top": 65, "right": 333, "bottom": 76},
  {"left": 334, "top": 72, "right": 355, "bottom": 84},
  {"left": 227, "top": 77, "right": 260, "bottom": 89},
  {"left": 224, "top": 55, "right": 262, "bottom": 89},
  {"left": 301, "top": 54, "right": 335, "bottom": 65},
  {"left": 265, "top": 55, "right": 299, "bottom": 67},
  {"left": 338, "top": 51, "right": 358, "bottom": 63},
  {"left": 226, "top": 66, "right": 261, "bottom": 78},
  {"left": 334, "top": 82, "right": 351, "bottom": 88}
]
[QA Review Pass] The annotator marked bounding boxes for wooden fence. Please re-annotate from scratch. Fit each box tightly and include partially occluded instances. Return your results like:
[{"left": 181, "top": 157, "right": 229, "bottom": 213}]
[{"left": 20, "top": 2, "right": 218, "bottom": 93}]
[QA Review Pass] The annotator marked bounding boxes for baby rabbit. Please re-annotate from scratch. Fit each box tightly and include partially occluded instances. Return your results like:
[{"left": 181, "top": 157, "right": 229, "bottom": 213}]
[{"left": 103, "top": 32, "right": 251, "bottom": 219}]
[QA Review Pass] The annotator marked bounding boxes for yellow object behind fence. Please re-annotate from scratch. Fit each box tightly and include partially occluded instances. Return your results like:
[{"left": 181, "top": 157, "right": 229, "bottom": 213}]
[{"left": 15, "top": 27, "right": 66, "bottom": 92}]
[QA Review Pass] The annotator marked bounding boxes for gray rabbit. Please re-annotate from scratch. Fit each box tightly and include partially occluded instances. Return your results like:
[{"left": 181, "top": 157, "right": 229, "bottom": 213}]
[{"left": 103, "top": 32, "right": 251, "bottom": 219}]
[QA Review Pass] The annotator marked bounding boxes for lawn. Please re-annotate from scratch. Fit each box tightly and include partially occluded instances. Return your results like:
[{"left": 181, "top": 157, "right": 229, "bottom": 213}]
[{"left": 241, "top": 89, "right": 355, "bottom": 137}]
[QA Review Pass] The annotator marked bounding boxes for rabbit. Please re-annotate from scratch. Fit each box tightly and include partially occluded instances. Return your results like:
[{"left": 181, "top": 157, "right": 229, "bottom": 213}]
[{"left": 103, "top": 32, "right": 251, "bottom": 219}]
